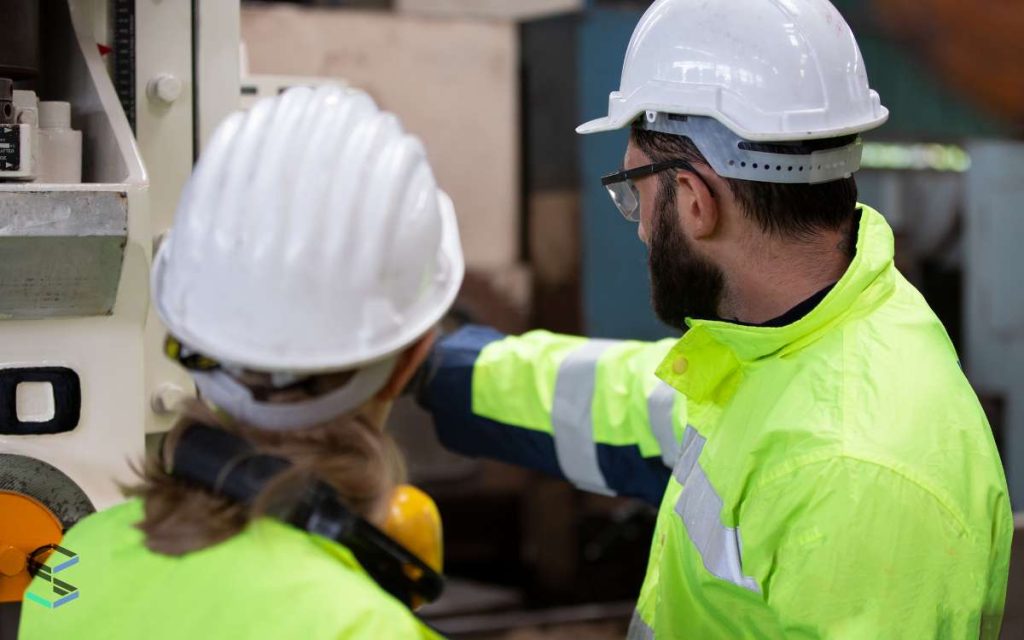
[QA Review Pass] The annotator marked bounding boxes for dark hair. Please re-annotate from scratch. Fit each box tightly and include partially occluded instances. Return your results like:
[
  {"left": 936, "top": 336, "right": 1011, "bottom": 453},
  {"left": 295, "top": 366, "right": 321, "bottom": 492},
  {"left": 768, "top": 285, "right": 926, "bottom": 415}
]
[{"left": 631, "top": 127, "right": 859, "bottom": 238}]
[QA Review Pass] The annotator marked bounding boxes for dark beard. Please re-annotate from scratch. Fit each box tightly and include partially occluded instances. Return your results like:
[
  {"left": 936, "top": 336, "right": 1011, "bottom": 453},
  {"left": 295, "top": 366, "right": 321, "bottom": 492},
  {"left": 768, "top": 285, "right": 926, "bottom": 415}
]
[{"left": 648, "top": 179, "right": 725, "bottom": 331}]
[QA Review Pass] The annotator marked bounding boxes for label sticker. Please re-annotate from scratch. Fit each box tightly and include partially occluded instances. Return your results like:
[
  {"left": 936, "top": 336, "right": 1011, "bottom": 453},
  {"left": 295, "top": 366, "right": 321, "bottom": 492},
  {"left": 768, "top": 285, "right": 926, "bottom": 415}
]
[{"left": 0, "top": 126, "right": 20, "bottom": 171}]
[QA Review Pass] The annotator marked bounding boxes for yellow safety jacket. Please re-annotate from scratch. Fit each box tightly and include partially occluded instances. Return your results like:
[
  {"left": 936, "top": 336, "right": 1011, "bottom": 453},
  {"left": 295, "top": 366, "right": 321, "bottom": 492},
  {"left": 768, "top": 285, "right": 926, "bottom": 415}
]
[
  {"left": 419, "top": 206, "right": 1012, "bottom": 638},
  {"left": 18, "top": 498, "right": 441, "bottom": 639}
]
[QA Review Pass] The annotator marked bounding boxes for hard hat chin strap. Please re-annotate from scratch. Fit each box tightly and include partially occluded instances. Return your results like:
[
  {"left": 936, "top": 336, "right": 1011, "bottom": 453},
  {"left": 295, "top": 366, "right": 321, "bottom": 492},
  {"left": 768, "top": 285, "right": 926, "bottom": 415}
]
[{"left": 189, "top": 356, "right": 398, "bottom": 431}]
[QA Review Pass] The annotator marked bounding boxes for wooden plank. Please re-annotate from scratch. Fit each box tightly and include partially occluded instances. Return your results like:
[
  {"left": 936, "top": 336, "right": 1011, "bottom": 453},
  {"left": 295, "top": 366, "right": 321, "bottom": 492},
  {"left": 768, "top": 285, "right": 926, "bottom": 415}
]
[
  {"left": 396, "top": 0, "right": 582, "bottom": 21},
  {"left": 530, "top": 190, "right": 581, "bottom": 333},
  {"left": 241, "top": 5, "right": 521, "bottom": 269}
]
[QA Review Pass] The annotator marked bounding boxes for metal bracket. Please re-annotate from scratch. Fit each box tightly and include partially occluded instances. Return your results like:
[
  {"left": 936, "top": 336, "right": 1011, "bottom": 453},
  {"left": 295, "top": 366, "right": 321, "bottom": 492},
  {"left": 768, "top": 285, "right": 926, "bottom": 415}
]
[{"left": 0, "top": 190, "right": 128, "bottom": 318}]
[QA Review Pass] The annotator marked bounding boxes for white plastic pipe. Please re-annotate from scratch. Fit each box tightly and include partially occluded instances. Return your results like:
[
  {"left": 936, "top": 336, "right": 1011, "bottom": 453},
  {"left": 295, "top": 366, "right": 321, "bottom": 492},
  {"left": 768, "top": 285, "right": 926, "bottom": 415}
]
[{"left": 36, "top": 101, "right": 82, "bottom": 184}]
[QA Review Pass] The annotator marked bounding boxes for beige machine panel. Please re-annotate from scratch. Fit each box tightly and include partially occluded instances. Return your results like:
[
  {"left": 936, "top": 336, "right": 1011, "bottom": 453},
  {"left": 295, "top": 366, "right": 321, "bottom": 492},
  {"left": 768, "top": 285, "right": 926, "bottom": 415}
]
[
  {"left": 241, "top": 5, "right": 520, "bottom": 270},
  {"left": 397, "top": 0, "right": 582, "bottom": 20}
]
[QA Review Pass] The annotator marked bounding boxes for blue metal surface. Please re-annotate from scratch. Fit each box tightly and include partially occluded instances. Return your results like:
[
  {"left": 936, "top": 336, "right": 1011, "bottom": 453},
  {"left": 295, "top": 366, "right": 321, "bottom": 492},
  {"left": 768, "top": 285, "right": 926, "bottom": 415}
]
[
  {"left": 856, "top": 37, "right": 1007, "bottom": 139},
  {"left": 578, "top": 7, "right": 676, "bottom": 341}
]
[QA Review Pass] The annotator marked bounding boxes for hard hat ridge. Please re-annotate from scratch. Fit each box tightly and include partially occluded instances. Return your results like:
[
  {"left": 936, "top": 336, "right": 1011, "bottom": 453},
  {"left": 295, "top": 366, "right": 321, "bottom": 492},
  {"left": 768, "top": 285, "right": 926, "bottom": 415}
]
[
  {"left": 153, "top": 85, "right": 464, "bottom": 375},
  {"left": 283, "top": 88, "right": 377, "bottom": 267}
]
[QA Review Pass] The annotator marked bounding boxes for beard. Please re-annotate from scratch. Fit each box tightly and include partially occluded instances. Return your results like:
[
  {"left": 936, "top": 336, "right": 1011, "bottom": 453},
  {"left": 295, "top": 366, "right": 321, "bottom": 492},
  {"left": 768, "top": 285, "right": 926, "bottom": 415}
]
[{"left": 648, "top": 179, "right": 725, "bottom": 331}]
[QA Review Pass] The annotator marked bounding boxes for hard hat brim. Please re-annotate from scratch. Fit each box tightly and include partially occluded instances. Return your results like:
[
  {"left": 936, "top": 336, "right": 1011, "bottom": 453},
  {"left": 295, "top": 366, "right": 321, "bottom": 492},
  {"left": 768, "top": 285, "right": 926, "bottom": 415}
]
[
  {"left": 577, "top": 107, "right": 891, "bottom": 141},
  {"left": 576, "top": 116, "right": 623, "bottom": 135}
]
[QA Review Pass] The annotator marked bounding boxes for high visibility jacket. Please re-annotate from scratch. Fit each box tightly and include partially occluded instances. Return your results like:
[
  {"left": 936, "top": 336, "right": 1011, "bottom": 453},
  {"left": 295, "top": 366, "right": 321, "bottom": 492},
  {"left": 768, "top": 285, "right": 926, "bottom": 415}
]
[
  {"left": 420, "top": 206, "right": 1012, "bottom": 638},
  {"left": 18, "top": 498, "right": 441, "bottom": 639}
]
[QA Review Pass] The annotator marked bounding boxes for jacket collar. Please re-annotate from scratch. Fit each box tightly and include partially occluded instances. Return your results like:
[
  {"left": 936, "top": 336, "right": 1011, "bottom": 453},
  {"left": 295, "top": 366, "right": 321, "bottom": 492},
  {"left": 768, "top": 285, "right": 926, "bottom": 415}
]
[{"left": 656, "top": 205, "right": 897, "bottom": 404}]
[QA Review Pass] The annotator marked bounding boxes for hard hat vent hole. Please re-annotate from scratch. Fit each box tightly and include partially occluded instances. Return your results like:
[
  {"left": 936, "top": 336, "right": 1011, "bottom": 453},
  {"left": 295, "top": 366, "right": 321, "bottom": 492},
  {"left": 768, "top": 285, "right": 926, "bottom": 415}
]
[
  {"left": 788, "top": 166, "right": 793, "bottom": 171},
  {"left": 728, "top": 160, "right": 735, "bottom": 166},
  {"left": 752, "top": 163, "right": 758, "bottom": 169},
  {"left": 741, "top": 162, "right": 747, "bottom": 167},
  {"left": 776, "top": 165, "right": 781, "bottom": 171}
]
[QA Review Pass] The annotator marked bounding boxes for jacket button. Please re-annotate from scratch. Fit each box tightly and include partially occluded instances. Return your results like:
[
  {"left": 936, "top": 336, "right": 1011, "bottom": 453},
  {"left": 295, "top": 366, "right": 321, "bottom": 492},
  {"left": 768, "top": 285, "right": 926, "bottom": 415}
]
[{"left": 673, "top": 357, "right": 689, "bottom": 375}]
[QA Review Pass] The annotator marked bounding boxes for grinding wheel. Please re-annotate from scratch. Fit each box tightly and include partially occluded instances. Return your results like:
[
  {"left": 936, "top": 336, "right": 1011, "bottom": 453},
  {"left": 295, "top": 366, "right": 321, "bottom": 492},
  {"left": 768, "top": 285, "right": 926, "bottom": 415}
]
[
  {"left": 0, "top": 454, "right": 94, "bottom": 529},
  {"left": 0, "top": 454, "right": 94, "bottom": 603}
]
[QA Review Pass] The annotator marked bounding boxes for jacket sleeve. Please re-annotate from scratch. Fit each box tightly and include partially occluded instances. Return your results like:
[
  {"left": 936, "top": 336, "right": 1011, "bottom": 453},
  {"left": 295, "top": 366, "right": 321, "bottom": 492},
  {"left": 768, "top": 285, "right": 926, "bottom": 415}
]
[
  {"left": 417, "top": 325, "right": 685, "bottom": 506},
  {"left": 336, "top": 601, "right": 444, "bottom": 640}
]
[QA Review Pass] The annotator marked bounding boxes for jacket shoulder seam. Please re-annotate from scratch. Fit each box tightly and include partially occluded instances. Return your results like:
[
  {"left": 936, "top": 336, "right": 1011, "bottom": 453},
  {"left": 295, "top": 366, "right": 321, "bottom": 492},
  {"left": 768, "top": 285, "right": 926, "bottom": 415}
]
[{"left": 754, "top": 453, "right": 970, "bottom": 536}]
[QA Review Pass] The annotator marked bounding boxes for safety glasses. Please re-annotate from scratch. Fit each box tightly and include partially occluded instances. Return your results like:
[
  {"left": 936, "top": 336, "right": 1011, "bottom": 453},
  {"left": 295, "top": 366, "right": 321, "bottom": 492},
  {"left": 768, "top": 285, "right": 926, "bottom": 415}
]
[{"left": 600, "top": 159, "right": 703, "bottom": 222}]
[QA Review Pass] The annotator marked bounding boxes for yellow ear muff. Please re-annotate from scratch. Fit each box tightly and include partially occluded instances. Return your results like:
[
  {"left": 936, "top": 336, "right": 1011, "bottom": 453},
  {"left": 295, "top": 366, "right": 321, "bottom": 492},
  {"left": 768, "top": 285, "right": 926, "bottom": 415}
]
[{"left": 381, "top": 485, "right": 443, "bottom": 609}]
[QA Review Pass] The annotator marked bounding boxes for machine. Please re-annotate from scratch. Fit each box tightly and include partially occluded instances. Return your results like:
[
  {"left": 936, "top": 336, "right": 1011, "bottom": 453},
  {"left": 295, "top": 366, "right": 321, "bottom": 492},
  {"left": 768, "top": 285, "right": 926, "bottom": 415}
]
[{"left": 0, "top": 0, "right": 240, "bottom": 623}]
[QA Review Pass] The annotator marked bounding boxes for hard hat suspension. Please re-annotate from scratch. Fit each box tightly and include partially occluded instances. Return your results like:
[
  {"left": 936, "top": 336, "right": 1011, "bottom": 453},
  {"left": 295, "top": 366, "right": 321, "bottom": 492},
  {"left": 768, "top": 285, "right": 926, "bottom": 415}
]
[{"left": 640, "top": 112, "right": 863, "bottom": 185}]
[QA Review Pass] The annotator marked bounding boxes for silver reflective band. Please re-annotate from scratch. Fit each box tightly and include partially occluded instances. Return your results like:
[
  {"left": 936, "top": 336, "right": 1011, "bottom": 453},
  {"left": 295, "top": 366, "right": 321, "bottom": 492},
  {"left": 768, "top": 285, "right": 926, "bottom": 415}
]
[
  {"left": 673, "top": 427, "right": 761, "bottom": 593},
  {"left": 647, "top": 382, "right": 681, "bottom": 466},
  {"left": 551, "top": 340, "right": 619, "bottom": 495},
  {"left": 642, "top": 112, "right": 863, "bottom": 185},
  {"left": 674, "top": 426, "right": 701, "bottom": 484},
  {"left": 627, "top": 611, "right": 655, "bottom": 640}
]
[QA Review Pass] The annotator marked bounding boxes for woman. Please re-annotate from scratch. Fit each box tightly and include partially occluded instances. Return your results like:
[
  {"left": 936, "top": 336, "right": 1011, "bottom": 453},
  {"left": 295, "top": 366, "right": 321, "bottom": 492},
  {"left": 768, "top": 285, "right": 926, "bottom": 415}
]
[{"left": 19, "top": 85, "right": 463, "bottom": 639}]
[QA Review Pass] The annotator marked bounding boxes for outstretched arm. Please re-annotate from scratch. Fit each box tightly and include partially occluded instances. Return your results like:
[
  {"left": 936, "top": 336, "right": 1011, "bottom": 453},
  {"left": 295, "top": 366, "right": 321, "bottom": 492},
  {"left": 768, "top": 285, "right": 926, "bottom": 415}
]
[{"left": 417, "top": 325, "right": 684, "bottom": 506}]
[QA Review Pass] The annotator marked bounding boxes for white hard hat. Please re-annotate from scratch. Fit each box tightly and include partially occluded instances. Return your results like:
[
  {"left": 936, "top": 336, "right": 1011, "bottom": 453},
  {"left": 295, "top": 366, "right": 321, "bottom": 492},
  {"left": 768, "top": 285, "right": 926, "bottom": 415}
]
[
  {"left": 578, "top": 0, "right": 889, "bottom": 183},
  {"left": 153, "top": 85, "right": 464, "bottom": 376}
]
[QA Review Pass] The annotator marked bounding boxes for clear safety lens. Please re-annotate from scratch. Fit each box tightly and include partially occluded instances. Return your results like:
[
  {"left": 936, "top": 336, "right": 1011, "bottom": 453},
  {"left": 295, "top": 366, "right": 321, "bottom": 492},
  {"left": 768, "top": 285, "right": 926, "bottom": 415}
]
[{"left": 605, "top": 180, "right": 640, "bottom": 222}]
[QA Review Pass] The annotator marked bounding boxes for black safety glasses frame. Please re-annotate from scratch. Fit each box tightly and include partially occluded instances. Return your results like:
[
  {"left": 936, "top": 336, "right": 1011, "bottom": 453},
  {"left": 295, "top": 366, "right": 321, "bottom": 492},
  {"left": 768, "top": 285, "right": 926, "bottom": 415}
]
[{"left": 601, "top": 159, "right": 705, "bottom": 222}]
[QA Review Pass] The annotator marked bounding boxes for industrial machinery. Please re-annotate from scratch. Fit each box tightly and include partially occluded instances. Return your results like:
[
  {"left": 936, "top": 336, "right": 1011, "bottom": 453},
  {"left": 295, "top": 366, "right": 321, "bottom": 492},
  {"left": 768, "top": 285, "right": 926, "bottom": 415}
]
[
  {"left": 0, "top": 0, "right": 240, "bottom": 625},
  {"left": 239, "top": 48, "right": 346, "bottom": 110}
]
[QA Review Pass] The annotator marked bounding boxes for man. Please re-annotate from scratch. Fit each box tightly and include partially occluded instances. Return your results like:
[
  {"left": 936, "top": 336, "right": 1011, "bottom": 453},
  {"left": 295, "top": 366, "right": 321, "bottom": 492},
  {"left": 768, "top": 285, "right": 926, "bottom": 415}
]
[{"left": 417, "top": 0, "right": 1012, "bottom": 638}]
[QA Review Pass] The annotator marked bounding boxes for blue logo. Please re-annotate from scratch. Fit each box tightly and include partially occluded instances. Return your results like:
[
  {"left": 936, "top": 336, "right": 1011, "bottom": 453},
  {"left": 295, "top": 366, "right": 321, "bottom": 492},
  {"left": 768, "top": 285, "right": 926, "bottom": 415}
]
[{"left": 25, "top": 544, "right": 79, "bottom": 609}]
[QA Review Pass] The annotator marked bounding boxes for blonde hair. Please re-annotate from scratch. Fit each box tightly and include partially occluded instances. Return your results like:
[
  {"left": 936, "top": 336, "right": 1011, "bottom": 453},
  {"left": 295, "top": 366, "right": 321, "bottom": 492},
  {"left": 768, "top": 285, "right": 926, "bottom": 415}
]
[{"left": 131, "top": 400, "right": 404, "bottom": 556}]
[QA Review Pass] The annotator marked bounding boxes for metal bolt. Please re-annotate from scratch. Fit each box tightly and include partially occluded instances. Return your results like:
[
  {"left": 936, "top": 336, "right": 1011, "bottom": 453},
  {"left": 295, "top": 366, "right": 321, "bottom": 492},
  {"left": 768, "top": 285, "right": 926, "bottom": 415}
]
[
  {"left": 151, "top": 383, "right": 190, "bottom": 415},
  {"left": 147, "top": 74, "right": 183, "bottom": 104},
  {"left": 0, "top": 546, "right": 26, "bottom": 577}
]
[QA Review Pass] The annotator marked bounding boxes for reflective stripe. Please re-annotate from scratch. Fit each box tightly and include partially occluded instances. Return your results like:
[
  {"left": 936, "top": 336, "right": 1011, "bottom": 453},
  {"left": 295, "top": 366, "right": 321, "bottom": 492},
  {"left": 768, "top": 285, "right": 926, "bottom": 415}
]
[
  {"left": 673, "top": 426, "right": 702, "bottom": 485},
  {"left": 627, "top": 611, "right": 655, "bottom": 640},
  {"left": 551, "top": 340, "right": 617, "bottom": 495},
  {"left": 672, "top": 428, "right": 761, "bottom": 593},
  {"left": 647, "top": 382, "right": 681, "bottom": 466}
]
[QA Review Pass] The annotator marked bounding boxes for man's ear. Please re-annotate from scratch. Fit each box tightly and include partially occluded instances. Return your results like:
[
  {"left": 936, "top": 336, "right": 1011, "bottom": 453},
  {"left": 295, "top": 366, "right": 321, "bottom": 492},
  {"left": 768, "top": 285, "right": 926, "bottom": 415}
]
[
  {"left": 676, "top": 168, "right": 720, "bottom": 240},
  {"left": 375, "top": 329, "right": 439, "bottom": 401}
]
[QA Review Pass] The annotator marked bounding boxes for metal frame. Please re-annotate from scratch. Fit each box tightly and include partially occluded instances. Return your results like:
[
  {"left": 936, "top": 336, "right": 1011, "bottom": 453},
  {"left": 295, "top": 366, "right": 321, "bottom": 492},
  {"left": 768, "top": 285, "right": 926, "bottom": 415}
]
[{"left": 965, "top": 141, "right": 1024, "bottom": 508}]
